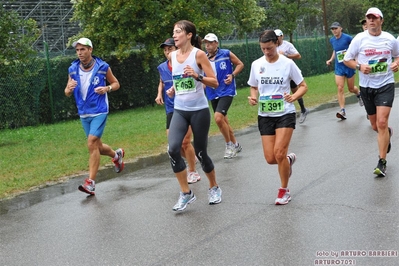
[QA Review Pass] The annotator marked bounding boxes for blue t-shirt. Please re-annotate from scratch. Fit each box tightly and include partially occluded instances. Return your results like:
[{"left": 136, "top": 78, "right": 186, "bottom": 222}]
[{"left": 330, "top": 33, "right": 353, "bottom": 67}]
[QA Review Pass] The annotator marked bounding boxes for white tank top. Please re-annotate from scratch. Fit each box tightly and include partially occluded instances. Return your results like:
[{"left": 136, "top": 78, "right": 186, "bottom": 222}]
[{"left": 171, "top": 47, "right": 209, "bottom": 111}]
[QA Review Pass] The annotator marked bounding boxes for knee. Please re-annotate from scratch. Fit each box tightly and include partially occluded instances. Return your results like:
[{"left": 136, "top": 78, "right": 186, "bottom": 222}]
[
  {"left": 87, "top": 136, "right": 99, "bottom": 150},
  {"left": 376, "top": 120, "right": 388, "bottom": 131},
  {"left": 274, "top": 150, "right": 287, "bottom": 163},
  {"left": 264, "top": 154, "right": 277, "bottom": 164},
  {"left": 168, "top": 144, "right": 181, "bottom": 158},
  {"left": 348, "top": 86, "right": 357, "bottom": 93},
  {"left": 214, "top": 113, "right": 225, "bottom": 125}
]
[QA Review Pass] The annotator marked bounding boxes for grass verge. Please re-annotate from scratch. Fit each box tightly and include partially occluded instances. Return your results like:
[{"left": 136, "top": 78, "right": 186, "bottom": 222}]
[{"left": 0, "top": 72, "right": 397, "bottom": 199}]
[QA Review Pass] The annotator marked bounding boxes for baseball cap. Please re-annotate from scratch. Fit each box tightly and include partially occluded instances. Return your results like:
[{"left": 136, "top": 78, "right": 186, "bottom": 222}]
[
  {"left": 72, "top": 37, "right": 93, "bottom": 48},
  {"left": 365, "top": 7, "right": 383, "bottom": 18},
  {"left": 361, "top": 19, "right": 366, "bottom": 25},
  {"left": 274, "top": 29, "right": 283, "bottom": 37},
  {"left": 159, "top": 38, "right": 175, "bottom": 48},
  {"left": 330, "top": 22, "right": 341, "bottom": 29},
  {"left": 203, "top": 33, "right": 219, "bottom": 42}
]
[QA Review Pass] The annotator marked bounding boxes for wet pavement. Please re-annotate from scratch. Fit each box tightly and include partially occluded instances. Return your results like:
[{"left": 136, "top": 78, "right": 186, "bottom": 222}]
[{"left": 1, "top": 92, "right": 399, "bottom": 266}]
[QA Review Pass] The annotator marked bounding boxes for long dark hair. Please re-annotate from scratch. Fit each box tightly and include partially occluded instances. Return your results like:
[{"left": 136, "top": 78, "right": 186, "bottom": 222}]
[
  {"left": 174, "top": 20, "right": 202, "bottom": 49},
  {"left": 259, "top": 30, "right": 278, "bottom": 44}
]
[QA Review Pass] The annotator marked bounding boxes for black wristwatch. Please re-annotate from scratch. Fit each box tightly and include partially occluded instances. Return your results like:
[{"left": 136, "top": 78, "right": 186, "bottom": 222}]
[
  {"left": 232, "top": 74, "right": 236, "bottom": 79},
  {"left": 196, "top": 74, "right": 204, "bottom": 82}
]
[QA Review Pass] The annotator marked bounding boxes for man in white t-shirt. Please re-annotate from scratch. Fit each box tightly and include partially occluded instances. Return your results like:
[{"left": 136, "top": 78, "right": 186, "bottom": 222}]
[
  {"left": 275, "top": 29, "right": 309, "bottom": 124},
  {"left": 344, "top": 7, "right": 399, "bottom": 177}
]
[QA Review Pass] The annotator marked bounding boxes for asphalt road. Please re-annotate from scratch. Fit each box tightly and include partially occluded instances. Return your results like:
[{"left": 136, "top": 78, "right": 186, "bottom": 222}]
[{"left": 1, "top": 92, "right": 399, "bottom": 266}]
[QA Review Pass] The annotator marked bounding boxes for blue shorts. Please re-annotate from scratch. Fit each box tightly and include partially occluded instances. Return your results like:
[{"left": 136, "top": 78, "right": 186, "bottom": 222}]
[
  {"left": 335, "top": 63, "right": 355, "bottom": 78},
  {"left": 80, "top": 114, "right": 108, "bottom": 138}
]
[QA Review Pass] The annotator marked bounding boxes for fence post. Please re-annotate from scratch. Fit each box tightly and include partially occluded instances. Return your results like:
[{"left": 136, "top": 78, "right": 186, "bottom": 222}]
[
  {"left": 44, "top": 41, "right": 54, "bottom": 123},
  {"left": 245, "top": 33, "right": 249, "bottom": 69}
]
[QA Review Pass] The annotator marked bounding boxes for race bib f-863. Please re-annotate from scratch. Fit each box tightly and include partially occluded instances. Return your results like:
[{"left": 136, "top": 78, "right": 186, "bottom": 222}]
[
  {"left": 259, "top": 94, "right": 284, "bottom": 113},
  {"left": 173, "top": 73, "right": 196, "bottom": 95}
]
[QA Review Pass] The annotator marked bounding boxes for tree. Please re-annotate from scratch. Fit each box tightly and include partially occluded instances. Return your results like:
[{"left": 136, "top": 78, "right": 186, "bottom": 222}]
[
  {"left": 324, "top": 0, "right": 370, "bottom": 34},
  {"left": 260, "top": 0, "right": 321, "bottom": 43},
  {"left": 70, "top": 0, "right": 265, "bottom": 69},
  {"left": 0, "top": 6, "right": 40, "bottom": 66}
]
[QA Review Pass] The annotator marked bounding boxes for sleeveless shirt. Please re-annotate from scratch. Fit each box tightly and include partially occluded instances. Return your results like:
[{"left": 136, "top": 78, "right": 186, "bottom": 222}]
[{"left": 171, "top": 47, "right": 209, "bottom": 111}]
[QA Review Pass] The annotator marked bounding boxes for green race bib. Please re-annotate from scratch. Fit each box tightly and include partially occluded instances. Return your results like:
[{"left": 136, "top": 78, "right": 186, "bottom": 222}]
[
  {"left": 259, "top": 95, "right": 285, "bottom": 113},
  {"left": 173, "top": 74, "right": 196, "bottom": 94},
  {"left": 369, "top": 60, "right": 388, "bottom": 75},
  {"left": 336, "top": 50, "right": 346, "bottom": 63}
]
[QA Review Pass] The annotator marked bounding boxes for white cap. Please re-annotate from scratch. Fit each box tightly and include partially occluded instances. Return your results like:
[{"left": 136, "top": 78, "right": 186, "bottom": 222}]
[
  {"left": 203, "top": 33, "right": 219, "bottom": 42},
  {"left": 274, "top": 29, "right": 283, "bottom": 37},
  {"left": 72, "top": 37, "right": 93, "bottom": 48},
  {"left": 365, "top": 7, "right": 383, "bottom": 18}
]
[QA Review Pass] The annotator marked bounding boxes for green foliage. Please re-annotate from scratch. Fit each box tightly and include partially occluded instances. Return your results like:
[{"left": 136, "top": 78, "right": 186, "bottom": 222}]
[
  {"left": 0, "top": 5, "right": 40, "bottom": 67},
  {"left": 0, "top": 58, "right": 47, "bottom": 129},
  {"left": 262, "top": 0, "right": 321, "bottom": 41},
  {"left": 70, "top": 0, "right": 265, "bottom": 69},
  {"left": 324, "top": 0, "right": 371, "bottom": 33},
  {"left": 0, "top": 5, "right": 43, "bottom": 129}
]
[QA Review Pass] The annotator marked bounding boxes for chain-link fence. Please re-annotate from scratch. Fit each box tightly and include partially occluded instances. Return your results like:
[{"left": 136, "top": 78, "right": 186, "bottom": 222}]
[{"left": 0, "top": 34, "right": 332, "bottom": 130}]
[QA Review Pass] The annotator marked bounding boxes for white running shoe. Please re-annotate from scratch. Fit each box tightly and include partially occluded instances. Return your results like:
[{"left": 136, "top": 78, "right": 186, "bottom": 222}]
[
  {"left": 208, "top": 186, "right": 222, "bottom": 205},
  {"left": 187, "top": 171, "right": 201, "bottom": 184},
  {"left": 172, "top": 191, "right": 196, "bottom": 211},
  {"left": 275, "top": 188, "right": 291, "bottom": 205},
  {"left": 224, "top": 143, "right": 237, "bottom": 159}
]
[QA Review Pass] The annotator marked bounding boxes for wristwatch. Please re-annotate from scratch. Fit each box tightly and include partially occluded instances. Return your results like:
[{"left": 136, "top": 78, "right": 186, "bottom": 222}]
[
  {"left": 232, "top": 74, "right": 236, "bottom": 79},
  {"left": 356, "top": 64, "right": 361, "bottom": 71},
  {"left": 108, "top": 85, "right": 112, "bottom": 92},
  {"left": 196, "top": 74, "right": 204, "bottom": 82}
]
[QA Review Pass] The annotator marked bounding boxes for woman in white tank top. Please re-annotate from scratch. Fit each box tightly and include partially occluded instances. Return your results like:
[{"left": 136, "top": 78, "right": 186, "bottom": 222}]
[{"left": 166, "top": 20, "right": 223, "bottom": 211}]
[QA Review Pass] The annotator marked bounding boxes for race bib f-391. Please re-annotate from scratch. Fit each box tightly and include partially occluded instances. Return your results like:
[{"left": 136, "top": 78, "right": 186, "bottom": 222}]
[{"left": 258, "top": 94, "right": 285, "bottom": 113}]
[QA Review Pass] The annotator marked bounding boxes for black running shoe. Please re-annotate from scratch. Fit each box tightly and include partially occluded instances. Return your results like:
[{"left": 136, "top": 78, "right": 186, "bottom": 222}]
[{"left": 373, "top": 158, "right": 387, "bottom": 177}]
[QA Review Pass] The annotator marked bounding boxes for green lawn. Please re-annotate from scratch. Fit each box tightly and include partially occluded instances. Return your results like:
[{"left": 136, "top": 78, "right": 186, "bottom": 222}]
[{"left": 0, "top": 71, "right": 397, "bottom": 199}]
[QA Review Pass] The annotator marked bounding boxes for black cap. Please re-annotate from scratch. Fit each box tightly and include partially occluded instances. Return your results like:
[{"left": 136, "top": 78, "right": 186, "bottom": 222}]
[
  {"left": 361, "top": 19, "right": 366, "bottom": 25},
  {"left": 159, "top": 38, "right": 175, "bottom": 48},
  {"left": 330, "top": 22, "right": 341, "bottom": 29}
]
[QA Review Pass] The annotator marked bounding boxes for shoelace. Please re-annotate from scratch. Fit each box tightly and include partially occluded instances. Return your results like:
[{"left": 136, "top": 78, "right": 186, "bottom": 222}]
[
  {"left": 180, "top": 193, "right": 191, "bottom": 203},
  {"left": 277, "top": 189, "right": 287, "bottom": 198},
  {"left": 209, "top": 188, "right": 218, "bottom": 198}
]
